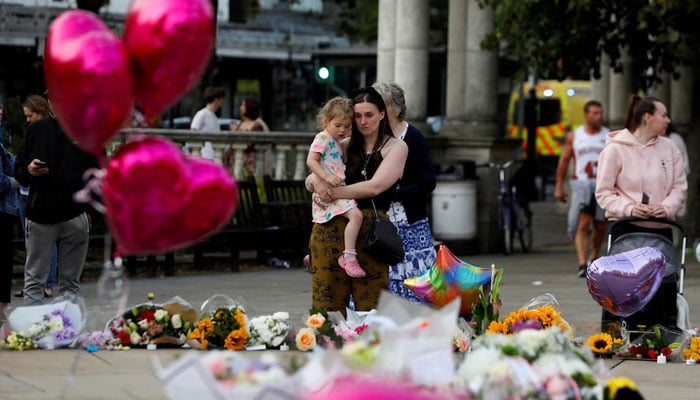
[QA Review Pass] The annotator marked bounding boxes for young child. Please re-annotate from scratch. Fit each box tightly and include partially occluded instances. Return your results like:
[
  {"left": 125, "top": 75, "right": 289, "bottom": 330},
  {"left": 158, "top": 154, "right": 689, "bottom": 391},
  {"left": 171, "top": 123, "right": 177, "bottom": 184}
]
[{"left": 306, "top": 97, "right": 365, "bottom": 278}]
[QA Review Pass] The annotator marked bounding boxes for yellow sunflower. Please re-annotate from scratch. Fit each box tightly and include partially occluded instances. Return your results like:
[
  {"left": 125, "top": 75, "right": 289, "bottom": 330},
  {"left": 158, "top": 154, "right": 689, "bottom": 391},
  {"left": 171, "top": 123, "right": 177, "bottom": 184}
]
[
  {"left": 485, "top": 320, "right": 509, "bottom": 334},
  {"left": 588, "top": 332, "right": 613, "bottom": 354},
  {"left": 224, "top": 328, "right": 248, "bottom": 351},
  {"left": 605, "top": 377, "right": 637, "bottom": 399}
]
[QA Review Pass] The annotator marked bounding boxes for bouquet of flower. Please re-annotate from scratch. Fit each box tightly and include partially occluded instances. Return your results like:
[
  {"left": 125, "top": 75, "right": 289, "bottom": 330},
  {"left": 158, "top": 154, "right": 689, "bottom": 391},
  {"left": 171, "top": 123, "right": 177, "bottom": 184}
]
[
  {"left": 247, "top": 312, "right": 290, "bottom": 348},
  {"left": 295, "top": 309, "right": 342, "bottom": 351},
  {"left": 187, "top": 305, "right": 248, "bottom": 351},
  {"left": 454, "top": 327, "right": 637, "bottom": 400},
  {"left": 484, "top": 294, "right": 570, "bottom": 335},
  {"left": 109, "top": 296, "right": 197, "bottom": 347},
  {"left": 586, "top": 332, "right": 625, "bottom": 356},
  {"left": 619, "top": 325, "right": 682, "bottom": 361},
  {"left": 4, "top": 299, "right": 83, "bottom": 349},
  {"left": 682, "top": 336, "right": 700, "bottom": 363}
]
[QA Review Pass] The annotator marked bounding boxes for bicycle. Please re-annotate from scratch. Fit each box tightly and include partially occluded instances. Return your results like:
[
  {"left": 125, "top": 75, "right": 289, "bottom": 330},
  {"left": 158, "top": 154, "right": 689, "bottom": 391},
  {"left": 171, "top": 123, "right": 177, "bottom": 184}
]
[{"left": 478, "top": 160, "right": 533, "bottom": 255}]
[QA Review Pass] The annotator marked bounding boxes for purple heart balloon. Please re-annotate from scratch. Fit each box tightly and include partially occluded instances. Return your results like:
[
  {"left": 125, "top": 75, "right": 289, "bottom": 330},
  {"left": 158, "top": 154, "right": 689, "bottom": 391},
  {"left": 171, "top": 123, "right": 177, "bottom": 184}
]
[{"left": 586, "top": 247, "right": 665, "bottom": 317}]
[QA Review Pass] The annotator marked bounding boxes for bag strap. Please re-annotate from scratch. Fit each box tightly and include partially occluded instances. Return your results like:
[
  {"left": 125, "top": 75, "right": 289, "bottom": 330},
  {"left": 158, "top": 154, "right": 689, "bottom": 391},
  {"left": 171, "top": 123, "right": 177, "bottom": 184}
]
[{"left": 362, "top": 153, "right": 380, "bottom": 220}]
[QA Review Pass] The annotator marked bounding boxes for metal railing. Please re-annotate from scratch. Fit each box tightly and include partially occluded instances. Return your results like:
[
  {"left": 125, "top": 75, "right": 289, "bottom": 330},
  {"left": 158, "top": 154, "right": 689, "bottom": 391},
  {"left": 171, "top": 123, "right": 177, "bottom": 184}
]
[{"left": 114, "top": 128, "right": 315, "bottom": 181}]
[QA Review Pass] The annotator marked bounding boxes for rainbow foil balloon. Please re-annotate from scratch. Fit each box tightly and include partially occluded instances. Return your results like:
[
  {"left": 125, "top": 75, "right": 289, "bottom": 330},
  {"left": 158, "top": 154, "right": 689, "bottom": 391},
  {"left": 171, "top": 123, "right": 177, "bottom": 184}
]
[{"left": 404, "top": 245, "right": 493, "bottom": 316}]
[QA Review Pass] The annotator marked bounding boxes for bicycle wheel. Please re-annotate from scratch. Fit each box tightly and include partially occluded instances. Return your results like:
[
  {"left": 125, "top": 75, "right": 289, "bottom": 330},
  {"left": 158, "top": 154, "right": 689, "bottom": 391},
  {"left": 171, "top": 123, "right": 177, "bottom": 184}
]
[{"left": 515, "top": 207, "right": 533, "bottom": 253}]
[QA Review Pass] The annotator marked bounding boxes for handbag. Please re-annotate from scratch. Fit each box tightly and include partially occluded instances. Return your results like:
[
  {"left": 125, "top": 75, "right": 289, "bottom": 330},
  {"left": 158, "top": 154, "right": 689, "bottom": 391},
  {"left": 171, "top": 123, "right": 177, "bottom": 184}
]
[
  {"left": 364, "top": 206, "right": 405, "bottom": 265},
  {"left": 360, "top": 152, "right": 405, "bottom": 264}
]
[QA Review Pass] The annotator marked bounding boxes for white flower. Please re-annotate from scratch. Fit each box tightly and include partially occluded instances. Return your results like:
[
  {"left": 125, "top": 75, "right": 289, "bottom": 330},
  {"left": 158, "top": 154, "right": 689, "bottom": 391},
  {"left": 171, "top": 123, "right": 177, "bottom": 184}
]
[
  {"left": 272, "top": 312, "right": 289, "bottom": 320},
  {"left": 47, "top": 315, "right": 64, "bottom": 332},
  {"left": 533, "top": 353, "right": 592, "bottom": 378},
  {"left": 138, "top": 319, "right": 149, "bottom": 330},
  {"left": 171, "top": 314, "right": 182, "bottom": 329},
  {"left": 130, "top": 331, "right": 141, "bottom": 345},
  {"left": 154, "top": 309, "right": 168, "bottom": 322},
  {"left": 248, "top": 314, "right": 289, "bottom": 347},
  {"left": 27, "top": 323, "right": 44, "bottom": 337}
]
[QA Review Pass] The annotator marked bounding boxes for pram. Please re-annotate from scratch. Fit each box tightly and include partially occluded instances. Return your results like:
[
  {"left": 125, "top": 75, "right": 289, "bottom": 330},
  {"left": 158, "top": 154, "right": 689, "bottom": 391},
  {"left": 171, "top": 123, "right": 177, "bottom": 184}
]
[{"left": 600, "top": 218, "right": 689, "bottom": 338}]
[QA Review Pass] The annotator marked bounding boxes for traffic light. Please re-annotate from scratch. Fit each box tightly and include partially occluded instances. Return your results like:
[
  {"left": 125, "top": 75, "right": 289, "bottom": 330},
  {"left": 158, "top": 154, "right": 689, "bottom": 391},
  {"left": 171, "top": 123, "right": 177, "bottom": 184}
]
[{"left": 316, "top": 65, "right": 334, "bottom": 82}]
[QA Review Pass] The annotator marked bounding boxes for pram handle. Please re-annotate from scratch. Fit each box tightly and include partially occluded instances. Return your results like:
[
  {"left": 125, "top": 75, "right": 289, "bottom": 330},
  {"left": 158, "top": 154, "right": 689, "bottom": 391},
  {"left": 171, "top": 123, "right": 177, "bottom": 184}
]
[
  {"left": 608, "top": 217, "right": 687, "bottom": 296},
  {"left": 609, "top": 217, "right": 686, "bottom": 236}
]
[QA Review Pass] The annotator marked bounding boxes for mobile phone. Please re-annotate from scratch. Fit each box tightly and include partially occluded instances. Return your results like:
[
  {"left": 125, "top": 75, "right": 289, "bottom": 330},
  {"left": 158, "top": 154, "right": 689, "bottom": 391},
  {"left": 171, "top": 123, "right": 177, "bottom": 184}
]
[
  {"left": 34, "top": 160, "right": 47, "bottom": 167},
  {"left": 641, "top": 192, "right": 649, "bottom": 205}
]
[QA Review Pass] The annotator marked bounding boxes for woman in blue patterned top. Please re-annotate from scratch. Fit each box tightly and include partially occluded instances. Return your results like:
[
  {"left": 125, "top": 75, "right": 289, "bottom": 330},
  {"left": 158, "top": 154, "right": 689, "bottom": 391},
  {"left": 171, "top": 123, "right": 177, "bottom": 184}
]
[{"left": 373, "top": 82, "right": 437, "bottom": 302}]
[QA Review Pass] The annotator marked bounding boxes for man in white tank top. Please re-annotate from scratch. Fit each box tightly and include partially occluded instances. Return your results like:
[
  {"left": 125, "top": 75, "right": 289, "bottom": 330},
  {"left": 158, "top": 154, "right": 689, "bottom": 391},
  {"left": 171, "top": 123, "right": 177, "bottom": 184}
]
[{"left": 554, "top": 101, "right": 609, "bottom": 277}]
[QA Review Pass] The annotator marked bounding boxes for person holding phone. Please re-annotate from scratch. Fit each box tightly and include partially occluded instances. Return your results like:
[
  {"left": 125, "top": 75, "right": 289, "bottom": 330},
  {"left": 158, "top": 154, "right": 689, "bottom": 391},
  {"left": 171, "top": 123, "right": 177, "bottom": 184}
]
[
  {"left": 14, "top": 93, "right": 100, "bottom": 305},
  {"left": 595, "top": 94, "right": 687, "bottom": 333}
]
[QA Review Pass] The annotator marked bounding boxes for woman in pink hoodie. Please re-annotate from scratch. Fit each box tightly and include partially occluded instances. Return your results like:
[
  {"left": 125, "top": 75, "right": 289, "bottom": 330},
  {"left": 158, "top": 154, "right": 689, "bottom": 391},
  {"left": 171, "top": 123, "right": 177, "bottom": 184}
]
[
  {"left": 595, "top": 94, "right": 687, "bottom": 335},
  {"left": 596, "top": 95, "right": 687, "bottom": 221}
]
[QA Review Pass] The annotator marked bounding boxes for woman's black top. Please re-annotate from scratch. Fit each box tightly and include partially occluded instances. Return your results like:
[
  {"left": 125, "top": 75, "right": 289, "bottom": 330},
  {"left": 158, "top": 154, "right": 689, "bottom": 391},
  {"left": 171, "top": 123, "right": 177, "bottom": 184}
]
[{"left": 345, "top": 150, "right": 397, "bottom": 212}]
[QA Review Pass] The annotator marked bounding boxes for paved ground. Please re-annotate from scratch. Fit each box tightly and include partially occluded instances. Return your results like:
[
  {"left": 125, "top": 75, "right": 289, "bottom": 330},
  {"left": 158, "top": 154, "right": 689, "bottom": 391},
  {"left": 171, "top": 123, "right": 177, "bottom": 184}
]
[{"left": 1, "top": 200, "right": 699, "bottom": 399}]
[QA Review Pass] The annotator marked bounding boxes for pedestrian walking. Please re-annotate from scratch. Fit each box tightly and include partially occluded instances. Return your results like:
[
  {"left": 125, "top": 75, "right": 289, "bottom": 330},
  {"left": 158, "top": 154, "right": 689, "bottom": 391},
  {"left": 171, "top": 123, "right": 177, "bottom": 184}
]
[{"left": 554, "top": 100, "right": 609, "bottom": 277}]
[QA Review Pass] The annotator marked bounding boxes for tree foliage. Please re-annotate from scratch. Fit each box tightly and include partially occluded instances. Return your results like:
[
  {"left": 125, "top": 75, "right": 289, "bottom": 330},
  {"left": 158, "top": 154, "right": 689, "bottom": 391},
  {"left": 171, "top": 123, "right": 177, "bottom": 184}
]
[{"left": 478, "top": 0, "right": 700, "bottom": 89}]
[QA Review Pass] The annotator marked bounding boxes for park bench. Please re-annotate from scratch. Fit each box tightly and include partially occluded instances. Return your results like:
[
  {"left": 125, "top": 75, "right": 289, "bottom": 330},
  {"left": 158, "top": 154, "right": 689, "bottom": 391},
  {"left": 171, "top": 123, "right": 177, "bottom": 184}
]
[{"left": 192, "top": 176, "right": 312, "bottom": 272}]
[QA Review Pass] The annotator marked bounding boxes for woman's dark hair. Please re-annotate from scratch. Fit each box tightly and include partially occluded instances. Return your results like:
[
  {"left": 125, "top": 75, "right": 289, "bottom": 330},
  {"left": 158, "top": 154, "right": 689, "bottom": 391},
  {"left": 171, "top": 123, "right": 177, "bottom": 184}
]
[
  {"left": 345, "top": 86, "right": 393, "bottom": 178},
  {"left": 242, "top": 97, "right": 261, "bottom": 120},
  {"left": 624, "top": 95, "right": 661, "bottom": 131},
  {"left": 23, "top": 95, "right": 49, "bottom": 117}
]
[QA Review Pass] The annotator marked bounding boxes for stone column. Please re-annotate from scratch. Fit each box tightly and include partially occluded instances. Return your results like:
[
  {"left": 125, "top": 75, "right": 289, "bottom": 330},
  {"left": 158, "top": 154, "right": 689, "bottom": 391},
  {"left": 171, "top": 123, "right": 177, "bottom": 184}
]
[
  {"left": 608, "top": 50, "right": 635, "bottom": 130},
  {"left": 463, "top": 0, "right": 498, "bottom": 137},
  {"left": 591, "top": 57, "right": 610, "bottom": 124},
  {"left": 376, "top": 0, "right": 396, "bottom": 83},
  {"left": 670, "top": 66, "right": 694, "bottom": 130},
  {"left": 651, "top": 72, "right": 671, "bottom": 108},
  {"left": 394, "top": 0, "right": 430, "bottom": 122},
  {"left": 443, "top": 0, "right": 467, "bottom": 130}
]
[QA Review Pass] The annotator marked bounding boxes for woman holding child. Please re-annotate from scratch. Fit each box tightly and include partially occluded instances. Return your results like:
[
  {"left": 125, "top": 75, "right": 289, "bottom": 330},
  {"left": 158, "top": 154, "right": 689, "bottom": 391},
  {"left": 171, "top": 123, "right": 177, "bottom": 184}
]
[{"left": 307, "top": 87, "right": 408, "bottom": 313}]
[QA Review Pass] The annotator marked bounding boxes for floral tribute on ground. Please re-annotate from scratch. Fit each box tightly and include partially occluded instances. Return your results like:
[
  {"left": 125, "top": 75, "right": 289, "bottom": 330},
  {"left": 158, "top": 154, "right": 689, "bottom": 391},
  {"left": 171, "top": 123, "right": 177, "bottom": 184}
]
[
  {"left": 2, "top": 297, "right": 84, "bottom": 350},
  {"left": 156, "top": 283, "right": 645, "bottom": 400},
  {"left": 187, "top": 296, "right": 248, "bottom": 351},
  {"left": 109, "top": 296, "right": 197, "bottom": 347},
  {"left": 247, "top": 312, "right": 290, "bottom": 349},
  {"left": 294, "top": 308, "right": 372, "bottom": 351}
]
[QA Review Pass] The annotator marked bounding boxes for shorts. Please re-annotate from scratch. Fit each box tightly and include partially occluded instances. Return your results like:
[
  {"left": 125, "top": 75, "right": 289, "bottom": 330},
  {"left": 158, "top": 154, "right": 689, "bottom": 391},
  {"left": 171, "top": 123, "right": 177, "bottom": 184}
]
[{"left": 567, "top": 180, "right": 605, "bottom": 239}]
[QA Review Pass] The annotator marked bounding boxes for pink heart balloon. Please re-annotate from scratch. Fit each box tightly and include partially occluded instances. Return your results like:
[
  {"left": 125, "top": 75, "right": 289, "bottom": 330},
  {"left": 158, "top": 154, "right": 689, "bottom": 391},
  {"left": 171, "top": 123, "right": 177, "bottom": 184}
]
[
  {"left": 45, "top": 10, "right": 134, "bottom": 155},
  {"left": 123, "top": 0, "right": 214, "bottom": 117},
  {"left": 103, "top": 136, "right": 238, "bottom": 255}
]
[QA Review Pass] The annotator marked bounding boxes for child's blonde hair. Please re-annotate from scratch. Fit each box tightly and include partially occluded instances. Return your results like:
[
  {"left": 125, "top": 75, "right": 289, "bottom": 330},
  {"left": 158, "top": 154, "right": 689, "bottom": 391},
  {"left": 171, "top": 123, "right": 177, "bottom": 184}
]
[{"left": 316, "top": 97, "right": 353, "bottom": 130}]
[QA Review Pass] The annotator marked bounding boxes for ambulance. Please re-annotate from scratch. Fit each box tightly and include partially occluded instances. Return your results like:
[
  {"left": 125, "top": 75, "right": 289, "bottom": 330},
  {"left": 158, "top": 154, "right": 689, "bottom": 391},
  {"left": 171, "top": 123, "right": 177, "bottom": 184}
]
[{"left": 506, "top": 80, "right": 592, "bottom": 158}]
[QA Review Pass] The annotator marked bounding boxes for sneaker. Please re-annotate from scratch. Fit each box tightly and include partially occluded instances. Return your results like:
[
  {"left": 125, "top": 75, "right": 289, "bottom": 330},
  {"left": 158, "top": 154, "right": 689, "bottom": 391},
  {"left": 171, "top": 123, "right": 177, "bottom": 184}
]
[
  {"left": 577, "top": 264, "right": 587, "bottom": 278},
  {"left": 338, "top": 255, "right": 366, "bottom": 278}
]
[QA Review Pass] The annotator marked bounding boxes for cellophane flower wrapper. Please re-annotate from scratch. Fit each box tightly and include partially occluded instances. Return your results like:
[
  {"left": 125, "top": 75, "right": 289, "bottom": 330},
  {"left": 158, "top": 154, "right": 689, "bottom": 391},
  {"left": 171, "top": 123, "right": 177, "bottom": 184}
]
[
  {"left": 624, "top": 325, "right": 687, "bottom": 362},
  {"left": 454, "top": 327, "right": 609, "bottom": 399},
  {"left": 326, "top": 308, "right": 375, "bottom": 343},
  {"left": 109, "top": 295, "right": 197, "bottom": 347},
  {"left": 187, "top": 294, "right": 248, "bottom": 351},
  {"left": 363, "top": 291, "right": 460, "bottom": 386},
  {"left": 6, "top": 297, "right": 85, "bottom": 349},
  {"left": 156, "top": 350, "right": 298, "bottom": 400}
]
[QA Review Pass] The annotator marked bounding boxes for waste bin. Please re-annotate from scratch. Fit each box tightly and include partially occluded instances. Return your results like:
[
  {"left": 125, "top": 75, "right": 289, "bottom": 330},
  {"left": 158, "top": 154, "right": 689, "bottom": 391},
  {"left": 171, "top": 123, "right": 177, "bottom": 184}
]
[{"left": 431, "top": 161, "right": 478, "bottom": 253}]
